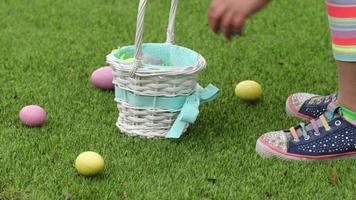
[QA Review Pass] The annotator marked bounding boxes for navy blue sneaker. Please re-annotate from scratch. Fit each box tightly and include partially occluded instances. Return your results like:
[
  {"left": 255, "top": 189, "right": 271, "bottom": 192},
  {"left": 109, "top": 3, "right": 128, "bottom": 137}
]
[
  {"left": 256, "top": 106, "right": 356, "bottom": 161},
  {"left": 286, "top": 93, "right": 337, "bottom": 120}
]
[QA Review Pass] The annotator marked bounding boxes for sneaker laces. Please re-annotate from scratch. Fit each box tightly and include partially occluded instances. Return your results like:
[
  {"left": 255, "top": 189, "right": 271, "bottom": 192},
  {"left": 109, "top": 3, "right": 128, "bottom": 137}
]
[{"left": 289, "top": 104, "right": 339, "bottom": 142}]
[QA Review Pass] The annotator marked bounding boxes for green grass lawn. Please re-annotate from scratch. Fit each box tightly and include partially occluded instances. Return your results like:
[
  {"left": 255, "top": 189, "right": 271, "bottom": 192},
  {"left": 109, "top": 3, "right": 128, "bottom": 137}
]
[{"left": 1, "top": 0, "right": 356, "bottom": 199}]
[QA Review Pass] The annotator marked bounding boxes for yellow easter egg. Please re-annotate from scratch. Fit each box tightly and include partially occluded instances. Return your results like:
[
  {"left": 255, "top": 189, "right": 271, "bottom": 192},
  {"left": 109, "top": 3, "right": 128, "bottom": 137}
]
[
  {"left": 235, "top": 80, "right": 262, "bottom": 101},
  {"left": 125, "top": 58, "right": 134, "bottom": 62},
  {"left": 75, "top": 151, "right": 105, "bottom": 176},
  {"left": 125, "top": 58, "right": 146, "bottom": 64}
]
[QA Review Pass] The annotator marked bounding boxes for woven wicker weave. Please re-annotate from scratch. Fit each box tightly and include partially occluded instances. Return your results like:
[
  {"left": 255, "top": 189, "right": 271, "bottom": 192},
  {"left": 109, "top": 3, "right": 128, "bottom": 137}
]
[{"left": 107, "top": 0, "right": 206, "bottom": 138}]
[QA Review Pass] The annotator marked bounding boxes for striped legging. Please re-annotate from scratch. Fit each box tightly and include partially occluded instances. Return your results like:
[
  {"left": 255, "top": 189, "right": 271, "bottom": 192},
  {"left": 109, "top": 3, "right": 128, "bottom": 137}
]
[{"left": 327, "top": 0, "right": 356, "bottom": 61}]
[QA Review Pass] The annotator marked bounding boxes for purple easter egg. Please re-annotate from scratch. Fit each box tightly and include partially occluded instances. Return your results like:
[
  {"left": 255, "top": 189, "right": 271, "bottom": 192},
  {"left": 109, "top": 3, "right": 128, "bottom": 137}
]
[
  {"left": 19, "top": 105, "right": 47, "bottom": 127},
  {"left": 90, "top": 66, "right": 114, "bottom": 90}
]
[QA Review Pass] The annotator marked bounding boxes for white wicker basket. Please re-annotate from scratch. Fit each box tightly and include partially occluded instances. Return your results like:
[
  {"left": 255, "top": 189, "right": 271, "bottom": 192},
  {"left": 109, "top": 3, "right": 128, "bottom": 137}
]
[{"left": 107, "top": 0, "right": 216, "bottom": 138}]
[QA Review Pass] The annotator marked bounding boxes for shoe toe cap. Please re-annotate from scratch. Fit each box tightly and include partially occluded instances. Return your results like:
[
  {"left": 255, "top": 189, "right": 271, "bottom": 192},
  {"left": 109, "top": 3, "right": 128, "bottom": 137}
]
[
  {"left": 259, "top": 131, "right": 290, "bottom": 152},
  {"left": 287, "top": 93, "right": 317, "bottom": 111}
]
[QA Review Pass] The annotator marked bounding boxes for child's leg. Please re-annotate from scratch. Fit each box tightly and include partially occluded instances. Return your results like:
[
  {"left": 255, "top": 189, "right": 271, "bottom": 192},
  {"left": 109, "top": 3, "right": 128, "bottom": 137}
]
[
  {"left": 328, "top": 0, "right": 356, "bottom": 119},
  {"left": 337, "top": 61, "right": 356, "bottom": 111},
  {"left": 255, "top": 0, "right": 356, "bottom": 160},
  {"left": 284, "top": 1, "right": 356, "bottom": 121}
]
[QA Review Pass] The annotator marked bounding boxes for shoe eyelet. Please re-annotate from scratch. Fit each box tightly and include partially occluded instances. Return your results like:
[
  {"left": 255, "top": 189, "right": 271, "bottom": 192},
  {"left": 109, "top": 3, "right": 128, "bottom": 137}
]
[
  {"left": 314, "top": 132, "right": 320, "bottom": 136},
  {"left": 304, "top": 135, "right": 310, "bottom": 141},
  {"left": 335, "top": 120, "right": 341, "bottom": 126}
]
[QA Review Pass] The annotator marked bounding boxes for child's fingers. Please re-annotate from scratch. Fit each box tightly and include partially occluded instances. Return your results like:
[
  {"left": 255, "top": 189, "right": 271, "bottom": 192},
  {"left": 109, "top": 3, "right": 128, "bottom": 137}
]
[
  {"left": 221, "top": 11, "right": 234, "bottom": 40},
  {"left": 232, "top": 16, "right": 245, "bottom": 36},
  {"left": 208, "top": 3, "right": 227, "bottom": 33}
]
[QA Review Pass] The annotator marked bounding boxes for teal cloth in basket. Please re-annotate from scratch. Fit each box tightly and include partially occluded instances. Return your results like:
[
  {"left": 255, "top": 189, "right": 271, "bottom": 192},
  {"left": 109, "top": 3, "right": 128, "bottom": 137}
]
[
  {"left": 114, "top": 43, "right": 200, "bottom": 68},
  {"left": 115, "top": 84, "right": 220, "bottom": 138}
]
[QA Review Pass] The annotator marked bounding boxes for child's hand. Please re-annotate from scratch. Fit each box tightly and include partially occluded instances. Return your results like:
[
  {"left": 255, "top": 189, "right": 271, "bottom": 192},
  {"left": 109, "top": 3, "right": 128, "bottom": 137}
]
[{"left": 208, "top": 0, "right": 270, "bottom": 40}]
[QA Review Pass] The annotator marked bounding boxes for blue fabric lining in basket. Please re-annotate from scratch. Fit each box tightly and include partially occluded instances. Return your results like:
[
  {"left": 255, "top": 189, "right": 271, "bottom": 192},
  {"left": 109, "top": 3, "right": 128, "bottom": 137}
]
[{"left": 114, "top": 43, "right": 200, "bottom": 68}]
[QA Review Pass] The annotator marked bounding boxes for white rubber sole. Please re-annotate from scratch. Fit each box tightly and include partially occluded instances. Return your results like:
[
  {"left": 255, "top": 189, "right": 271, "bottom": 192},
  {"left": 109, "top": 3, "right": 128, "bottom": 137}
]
[{"left": 256, "top": 139, "right": 309, "bottom": 161}]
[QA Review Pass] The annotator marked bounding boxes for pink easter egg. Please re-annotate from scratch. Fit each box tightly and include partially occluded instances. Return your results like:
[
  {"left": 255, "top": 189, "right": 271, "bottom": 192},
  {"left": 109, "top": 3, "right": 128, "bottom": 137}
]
[
  {"left": 90, "top": 66, "right": 114, "bottom": 90},
  {"left": 19, "top": 105, "right": 47, "bottom": 127}
]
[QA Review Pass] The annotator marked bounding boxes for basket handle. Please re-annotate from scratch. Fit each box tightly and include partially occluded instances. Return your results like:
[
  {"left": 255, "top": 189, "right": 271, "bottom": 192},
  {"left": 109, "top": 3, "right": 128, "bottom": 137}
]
[{"left": 130, "top": 0, "right": 179, "bottom": 77}]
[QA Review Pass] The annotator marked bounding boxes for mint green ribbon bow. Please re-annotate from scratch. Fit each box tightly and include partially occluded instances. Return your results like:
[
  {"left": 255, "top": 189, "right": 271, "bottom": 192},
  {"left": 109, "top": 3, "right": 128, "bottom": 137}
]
[{"left": 165, "top": 84, "right": 220, "bottom": 139}]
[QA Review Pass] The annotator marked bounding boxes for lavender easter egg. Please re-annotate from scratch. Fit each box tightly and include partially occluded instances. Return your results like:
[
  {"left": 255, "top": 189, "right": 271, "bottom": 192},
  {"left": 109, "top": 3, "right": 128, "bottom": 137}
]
[
  {"left": 142, "top": 54, "right": 162, "bottom": 65},
  {"left": 90, "top": 66, "right": 114, "bottom": 90},
  {"left": 19, "top": 105, "right": 47, "bottom": 127}
]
